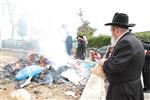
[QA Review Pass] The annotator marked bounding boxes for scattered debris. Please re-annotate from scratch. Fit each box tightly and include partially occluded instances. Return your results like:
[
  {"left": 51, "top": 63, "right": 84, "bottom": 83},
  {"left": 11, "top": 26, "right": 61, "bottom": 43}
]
[
  {"left": 0, "top": 50, "right": 96, "bottom": 100},
  {"left": 61, "top": 68, "right": 84, "bottom": 85},
  {"left": 65, "top": 91, "right": 76, "bottom": 97},
  {"left": 9, "top": 89, "right": 34, "bottom": 100}
]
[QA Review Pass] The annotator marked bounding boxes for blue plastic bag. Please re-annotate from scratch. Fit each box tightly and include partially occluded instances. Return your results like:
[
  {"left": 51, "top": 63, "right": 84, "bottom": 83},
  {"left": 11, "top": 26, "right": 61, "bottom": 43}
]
[
  {"left": 16, "top": 65, "right": 44, "bottom": 81},
  {"left": 81, "top": 62, "right": 96, "bottom": 69}
]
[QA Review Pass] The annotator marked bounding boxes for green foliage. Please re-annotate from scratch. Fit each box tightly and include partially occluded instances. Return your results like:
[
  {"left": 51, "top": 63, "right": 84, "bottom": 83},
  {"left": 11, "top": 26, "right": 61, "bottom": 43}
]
[
  {"left": 88, "top": 35, "right": 111, "bottom": 48},
  {"left": 87, "top": 31, "right": 150, "bottom": 49},
  {"left": 77, "top": 21, "right": 97, "bottom": 39},
  {"left": 134, "top": 31, "right": 150, "bottom": 42}
]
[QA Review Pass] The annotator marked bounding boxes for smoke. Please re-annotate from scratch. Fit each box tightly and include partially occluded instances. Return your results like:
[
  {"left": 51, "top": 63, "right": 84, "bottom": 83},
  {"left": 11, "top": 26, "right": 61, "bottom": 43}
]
[
  {"left": 16, "top": 0, "right": 77, "bottom": 67},
  {"left": 24, "top": 9, "right": 70, "bottom": 66},
  {"left": 38, "top": 28, "right": 71, "bottom": 67}
]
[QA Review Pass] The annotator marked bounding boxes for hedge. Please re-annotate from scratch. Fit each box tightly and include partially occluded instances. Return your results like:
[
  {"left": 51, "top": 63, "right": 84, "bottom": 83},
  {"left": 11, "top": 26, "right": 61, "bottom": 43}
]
[
  {"left": 88, "top": 35, "right": 111, "bottom": 48},
  {"left": 134, "top": 31, "right": 150, "bottom": 42},
  {"left": 87, "top": 31, "right": 150, "bottom": 48}
]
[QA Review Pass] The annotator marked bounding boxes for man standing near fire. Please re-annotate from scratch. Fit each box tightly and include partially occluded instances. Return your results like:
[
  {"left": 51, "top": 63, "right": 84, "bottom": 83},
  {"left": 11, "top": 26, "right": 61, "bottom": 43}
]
[
  {"left": 93, "top": 12, "right": 145, "bottom": 100},
  {"left": 76, "top": 35, "right": 86, "bottom": 60}
]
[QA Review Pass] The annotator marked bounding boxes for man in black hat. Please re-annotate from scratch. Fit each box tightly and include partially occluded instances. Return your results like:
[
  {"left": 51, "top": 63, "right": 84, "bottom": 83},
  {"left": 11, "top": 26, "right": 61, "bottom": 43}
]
[{"left": 100, "top": 13, "right": 145, "bottom": 100}]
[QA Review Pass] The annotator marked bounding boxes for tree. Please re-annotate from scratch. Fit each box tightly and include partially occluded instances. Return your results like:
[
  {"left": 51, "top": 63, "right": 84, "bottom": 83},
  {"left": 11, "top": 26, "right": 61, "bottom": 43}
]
[
  {"left": 17, "top": 18, "right": 27, "bottom": 40},
  {"left": 77, "top": 8, "right": 96, "bottom": 39},
  {"left": 77, "top": 21, "right": 97, "bottom": 39},
  {"left": 6, "top": 0, "right": 19, "bottom": 48}
]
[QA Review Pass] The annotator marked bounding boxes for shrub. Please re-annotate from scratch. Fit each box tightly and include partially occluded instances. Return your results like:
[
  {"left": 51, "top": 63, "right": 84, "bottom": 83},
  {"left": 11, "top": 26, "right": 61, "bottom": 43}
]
[
  {"left": 88, "top": 35, "right": 111, "bottom": 48},
  {"left": 134, "top": 31, "right": 150, "bottom": 42}
]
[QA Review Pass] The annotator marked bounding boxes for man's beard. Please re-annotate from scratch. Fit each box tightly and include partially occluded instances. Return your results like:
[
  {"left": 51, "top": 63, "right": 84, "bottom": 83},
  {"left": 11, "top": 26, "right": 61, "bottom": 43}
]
[{"left": 111, "top": 36, "right": 117, "bottom": 46}]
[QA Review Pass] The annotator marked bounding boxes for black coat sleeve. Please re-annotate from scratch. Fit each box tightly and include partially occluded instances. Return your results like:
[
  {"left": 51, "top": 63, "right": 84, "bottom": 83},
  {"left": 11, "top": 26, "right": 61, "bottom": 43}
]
[{"left": 103, "top": 40, "right": 134, "bottom": 74}]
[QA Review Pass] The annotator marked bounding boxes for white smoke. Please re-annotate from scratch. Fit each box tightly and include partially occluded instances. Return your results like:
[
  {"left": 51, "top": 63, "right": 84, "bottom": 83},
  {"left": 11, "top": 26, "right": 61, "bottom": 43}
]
[
  {"left": 38, "top": 27, "right": 71, "bottom": 68},
  {"left": 20, "top": 0, "right": 75, "bottom": 67}
]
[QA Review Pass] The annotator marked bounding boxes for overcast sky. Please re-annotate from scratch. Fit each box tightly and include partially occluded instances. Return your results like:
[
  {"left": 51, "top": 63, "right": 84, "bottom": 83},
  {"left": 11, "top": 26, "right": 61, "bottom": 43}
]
[{"left": 1, "top": 0, "right": 150, "bottom": 39}]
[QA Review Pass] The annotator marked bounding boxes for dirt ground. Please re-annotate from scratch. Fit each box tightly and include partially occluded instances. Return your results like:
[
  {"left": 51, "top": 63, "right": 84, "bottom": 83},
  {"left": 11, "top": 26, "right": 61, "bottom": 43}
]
[
  {"left": 0, "top": 81, "right": 83, "bottom": 100},
  {"left": 0, "top": 49, "right": 85, "bottom": 100}
]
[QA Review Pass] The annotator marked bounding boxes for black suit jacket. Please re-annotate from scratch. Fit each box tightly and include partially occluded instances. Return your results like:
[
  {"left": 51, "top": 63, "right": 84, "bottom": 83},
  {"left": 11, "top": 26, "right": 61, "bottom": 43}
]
[{"left": 103, "top": 32, "right": 145, "bottom": 83}]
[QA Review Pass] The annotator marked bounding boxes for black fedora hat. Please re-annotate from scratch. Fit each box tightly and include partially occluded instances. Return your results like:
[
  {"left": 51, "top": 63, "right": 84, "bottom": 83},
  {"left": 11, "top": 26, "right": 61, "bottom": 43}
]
[{"left": 105, "top": 13, "right": 135, "bottom": 28}]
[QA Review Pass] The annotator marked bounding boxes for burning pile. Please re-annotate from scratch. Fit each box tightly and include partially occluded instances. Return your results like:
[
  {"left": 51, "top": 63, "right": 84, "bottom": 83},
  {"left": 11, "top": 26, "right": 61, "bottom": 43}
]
[{"left": 0, "top": 53, "right": 95, "bottom": 89}]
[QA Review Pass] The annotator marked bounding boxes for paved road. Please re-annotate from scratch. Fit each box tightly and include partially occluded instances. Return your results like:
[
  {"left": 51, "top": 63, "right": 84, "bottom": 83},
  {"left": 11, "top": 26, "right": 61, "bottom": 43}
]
[{"left": 80, "top": 74, "right": 150, "bottom": 100}]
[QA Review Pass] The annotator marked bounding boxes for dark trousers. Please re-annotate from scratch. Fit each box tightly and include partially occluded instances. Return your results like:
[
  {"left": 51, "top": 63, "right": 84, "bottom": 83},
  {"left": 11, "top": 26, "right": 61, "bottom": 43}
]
[
  {"left": 142, "top": 71, "right": 150, "bottom": 90},
  {"left": 106, "top": 79, "right": 144, "bottom": 100}
]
